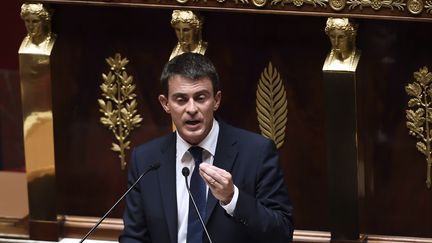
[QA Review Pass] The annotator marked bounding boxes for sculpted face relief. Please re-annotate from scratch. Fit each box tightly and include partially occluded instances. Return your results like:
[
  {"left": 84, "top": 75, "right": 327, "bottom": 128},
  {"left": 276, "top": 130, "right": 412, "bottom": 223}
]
[
  {"left": 20, "top": 3, "right": 51, "bottom": 46},
  {"left": 328, "top": 28, "right": 353, "bottom": 60},
  {"left": 323, "top": 17, "right": 360, "bottom": 71},
  {"left": 325, "top": 17, "right": 357, "bottom": 61},
  {"left": 169, "top": 10, "right": 207, "bottom": 60},
  {"left": 23, "top": 13, "right": 44, "bottom": 39},
  {"left": 173, "top": 22, "right": 199, "bottom": 52}
]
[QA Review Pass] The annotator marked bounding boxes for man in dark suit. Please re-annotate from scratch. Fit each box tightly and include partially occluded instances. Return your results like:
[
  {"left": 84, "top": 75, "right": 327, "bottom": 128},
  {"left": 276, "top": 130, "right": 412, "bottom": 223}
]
[{"left": 120, "top": 53, "right": 294, "bottom": 243}]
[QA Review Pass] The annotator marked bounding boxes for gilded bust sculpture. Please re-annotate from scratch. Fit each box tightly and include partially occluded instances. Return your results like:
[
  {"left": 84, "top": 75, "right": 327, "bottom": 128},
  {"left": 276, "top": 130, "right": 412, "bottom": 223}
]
[
  {"left": 19, "top": 3, "right": 55, "bottom": 55},
  {"left": 323, "top": 17, "right": 360, "bottom": 72},
  {"left": 169, "top": 10, "right": 207, "bottom": 60}
]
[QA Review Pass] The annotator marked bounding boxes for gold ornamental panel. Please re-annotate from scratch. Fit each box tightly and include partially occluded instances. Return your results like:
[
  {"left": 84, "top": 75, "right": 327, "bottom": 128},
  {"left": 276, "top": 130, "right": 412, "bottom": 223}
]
[
  {"left": 33, "top": 0, "right": 432, "bottom": 18},
  {"left": 256, "top": 62, "right": 288, "bottom": 149},
  {"left": 98, "top": 53, "right": 143, "bottom": 170},
  {"left": 405, "top": 66, "right": 432, "bottom": 189}
]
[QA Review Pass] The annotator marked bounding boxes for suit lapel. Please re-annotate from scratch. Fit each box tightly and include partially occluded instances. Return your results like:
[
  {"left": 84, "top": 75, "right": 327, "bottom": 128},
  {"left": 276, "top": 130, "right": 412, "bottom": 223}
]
[
  {"left": 157, "top": 133, "right": 178, "bottom": 243},
  {"left": 205, "top": 122, "right": 238, "bottom": 223}
]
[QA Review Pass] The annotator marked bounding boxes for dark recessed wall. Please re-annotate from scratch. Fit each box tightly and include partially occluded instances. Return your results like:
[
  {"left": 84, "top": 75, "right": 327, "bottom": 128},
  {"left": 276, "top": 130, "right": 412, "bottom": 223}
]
[{"left": 48, "top": 4, "right": 432, "bottom": 238}]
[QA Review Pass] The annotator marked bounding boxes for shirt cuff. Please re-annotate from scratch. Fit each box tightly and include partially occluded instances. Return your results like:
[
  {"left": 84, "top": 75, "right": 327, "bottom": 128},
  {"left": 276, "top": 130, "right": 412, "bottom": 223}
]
[{"left": 220, "top": 185, "right": 239, "bottom": 216}]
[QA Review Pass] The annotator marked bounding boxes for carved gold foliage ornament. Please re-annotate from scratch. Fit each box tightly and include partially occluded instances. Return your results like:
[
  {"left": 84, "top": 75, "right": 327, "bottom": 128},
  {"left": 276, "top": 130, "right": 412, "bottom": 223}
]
[
  {"left": 271, "top": 0, "right": 327, "bottom": 7},
  {"left": 347, "top": 0, "right": 405, "bottom": 11},
  {"left": 425, "top": 0, "right": 432, "bottom": 13},
  {"left": 256, "top": 62, "right": 288, "bottom": 149},
  {"left": 172, "top": 0, "right": 432, "bottom": 13},
  {"left": 98, "top": 53, "right": 143, "bottom": 170},
  {"left": 405, "top": 66, "right": 432, "bottom": 189}
]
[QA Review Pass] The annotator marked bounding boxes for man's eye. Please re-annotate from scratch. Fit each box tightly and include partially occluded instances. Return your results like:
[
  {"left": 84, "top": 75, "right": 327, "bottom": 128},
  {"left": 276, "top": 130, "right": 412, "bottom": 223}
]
[
  {"left": 196, "top": 95, "right": 206, "bottom": 102},
  {"left": 176, "top": 97, "right": 187, "bottom": 103}
]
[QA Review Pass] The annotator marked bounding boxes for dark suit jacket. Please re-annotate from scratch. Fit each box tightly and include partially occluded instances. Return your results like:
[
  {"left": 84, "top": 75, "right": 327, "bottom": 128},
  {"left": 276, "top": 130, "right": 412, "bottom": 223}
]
[{"left": 120, "top": 121, "right": 294, "bottom": 243}]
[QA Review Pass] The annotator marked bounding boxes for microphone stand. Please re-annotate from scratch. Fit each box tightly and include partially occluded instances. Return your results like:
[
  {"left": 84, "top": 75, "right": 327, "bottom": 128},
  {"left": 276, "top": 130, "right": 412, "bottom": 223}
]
[
  {"left": 182, "top": 167, "right": 213, "bottom": 243},
  {"left": 79, "top": 162, "right": 160, "bottom": 243}
]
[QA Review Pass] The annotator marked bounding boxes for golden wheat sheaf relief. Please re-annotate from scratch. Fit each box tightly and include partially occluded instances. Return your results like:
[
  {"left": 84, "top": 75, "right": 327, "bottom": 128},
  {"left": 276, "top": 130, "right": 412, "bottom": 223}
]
[
  {"left": 256, "top": 62, "right": 288, "bottom": 149},
  {"left": 98, "top": 53, "right": 143, "bottom": 170}
]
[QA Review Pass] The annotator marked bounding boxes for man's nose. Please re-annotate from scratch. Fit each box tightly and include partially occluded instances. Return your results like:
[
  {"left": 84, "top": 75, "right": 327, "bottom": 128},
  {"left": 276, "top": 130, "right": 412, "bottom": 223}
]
[{"left": 186, "top": 99, "right": 198, "bottom": 113}]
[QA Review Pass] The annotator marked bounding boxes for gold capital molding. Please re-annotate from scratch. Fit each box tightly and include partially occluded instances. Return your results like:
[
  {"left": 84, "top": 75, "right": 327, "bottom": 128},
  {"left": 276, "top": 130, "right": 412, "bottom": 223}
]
[
  {"left": 98, "top": 53, "right": 143, "bottom": 170},
  {"left": 169, "top": 0, "right": 431, "bottom": 14},
  {"left": 172, "top": 0, "right": 432, "bottom": 15},
  {"left": 256, "top": 62, "right": 288, "bottom": 149},
  {"left": 35, "top": 0, "right": 432, "bottom": 19},
  {"left": 405, "top": 66, "right": 432, "bottom": 189}
]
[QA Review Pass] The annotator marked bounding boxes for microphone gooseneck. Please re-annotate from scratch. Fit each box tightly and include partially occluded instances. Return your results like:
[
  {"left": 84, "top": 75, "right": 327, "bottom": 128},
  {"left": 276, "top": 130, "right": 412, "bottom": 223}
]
[
  {"left": 182, "top": 167, "right": 213, "bottom": 243},
  {"left": 79, "top": 162, "right": 161, "bottom": 243}
]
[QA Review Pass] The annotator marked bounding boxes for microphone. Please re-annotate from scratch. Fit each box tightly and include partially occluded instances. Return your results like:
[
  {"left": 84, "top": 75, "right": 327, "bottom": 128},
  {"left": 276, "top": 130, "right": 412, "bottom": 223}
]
[
  {"left": 79, "top": 162, "right": 161, "bottom": 243},
  {"left": 182, "top": 167, "right": 213, "bottom": 243}
]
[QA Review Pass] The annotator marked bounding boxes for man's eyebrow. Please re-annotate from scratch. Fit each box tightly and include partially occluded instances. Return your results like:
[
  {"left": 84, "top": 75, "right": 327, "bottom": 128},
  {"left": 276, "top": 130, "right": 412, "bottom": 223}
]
[
  {"left": 171, "top": 92, "right": 187, "bottom": 97},
  {"left": 195, "top": 89, "right": 211, "bottom": 94},
  {"left": 171, "top": 88, "right": 211, "bottom": 95}
]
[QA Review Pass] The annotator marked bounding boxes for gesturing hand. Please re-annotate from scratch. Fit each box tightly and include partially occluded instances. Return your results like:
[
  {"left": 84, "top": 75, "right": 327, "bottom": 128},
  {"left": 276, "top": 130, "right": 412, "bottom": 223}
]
[{"left": 199, "top": 163, "right": 234, "bottom": 205}]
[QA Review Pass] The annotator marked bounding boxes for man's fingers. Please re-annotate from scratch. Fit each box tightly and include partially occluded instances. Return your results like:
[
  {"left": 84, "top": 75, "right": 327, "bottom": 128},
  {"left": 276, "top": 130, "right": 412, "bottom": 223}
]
[
  {"left": 200, "top": 170, "right": 217, "bottom": 186},
  {"left": 199, "top": 163, "right": 229, "bottom": 184},
  {"left": 200, "top": 163, "right": 229, "bottom": 177},
  {"left": 199, "top": 163, "right": 234, "bottom": 203}
]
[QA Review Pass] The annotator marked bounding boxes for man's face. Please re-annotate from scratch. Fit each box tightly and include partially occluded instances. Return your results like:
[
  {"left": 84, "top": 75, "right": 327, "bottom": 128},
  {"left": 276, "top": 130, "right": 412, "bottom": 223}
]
[
  {"left": 24, "top": 13, "right": 44, "bottom": 39},
  {"left": 158, "top": 75, "right": 221, "bottom": 145},
  {"left": 173, "top": 22, "right": 198, "bottom": 51},
  {"left": 328, "top": 29, "right": 352, "bottom": 57}
]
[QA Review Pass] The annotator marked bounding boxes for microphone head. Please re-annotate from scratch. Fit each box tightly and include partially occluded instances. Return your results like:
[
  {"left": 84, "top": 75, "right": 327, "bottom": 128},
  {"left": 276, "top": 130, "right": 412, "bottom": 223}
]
[
  {"left": 182, "top": 167, "right": 190, "bottom": 177},
  {"left": 151, "top": 162, "right": 161, "bottom": 169}
]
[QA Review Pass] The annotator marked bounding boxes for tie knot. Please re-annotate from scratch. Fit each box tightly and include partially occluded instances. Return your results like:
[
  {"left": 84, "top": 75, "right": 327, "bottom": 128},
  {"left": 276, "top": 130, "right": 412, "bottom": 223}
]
[{"left": 188, "top": 146, "right": 203, "bottom": 164}]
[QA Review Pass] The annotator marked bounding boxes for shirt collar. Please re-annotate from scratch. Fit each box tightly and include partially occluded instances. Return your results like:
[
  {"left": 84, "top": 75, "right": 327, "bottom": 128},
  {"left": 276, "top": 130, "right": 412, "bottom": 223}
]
[{"left": 176, "top": 119, "right": 219, "bottom": 160}]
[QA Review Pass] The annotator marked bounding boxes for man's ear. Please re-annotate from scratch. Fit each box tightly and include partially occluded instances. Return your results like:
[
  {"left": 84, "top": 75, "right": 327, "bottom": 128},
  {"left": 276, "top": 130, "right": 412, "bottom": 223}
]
[
  {"left": 213, "top": 91, "right": 222, "bottom": 111},
  {"left": 158, "top": 94, "right": 170, "bottom": 113}
]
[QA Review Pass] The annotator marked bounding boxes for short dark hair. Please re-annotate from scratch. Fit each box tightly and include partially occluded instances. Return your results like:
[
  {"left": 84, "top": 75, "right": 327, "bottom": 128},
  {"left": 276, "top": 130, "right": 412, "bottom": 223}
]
[{"left": 160, "top": 53, "right": 220, "bottom": 95}]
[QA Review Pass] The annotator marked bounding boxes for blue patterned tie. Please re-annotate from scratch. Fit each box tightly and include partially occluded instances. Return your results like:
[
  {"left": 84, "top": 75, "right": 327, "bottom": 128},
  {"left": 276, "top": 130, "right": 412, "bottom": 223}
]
[{"left": 187, "top": 146, "right": 206, "bottom": 243}]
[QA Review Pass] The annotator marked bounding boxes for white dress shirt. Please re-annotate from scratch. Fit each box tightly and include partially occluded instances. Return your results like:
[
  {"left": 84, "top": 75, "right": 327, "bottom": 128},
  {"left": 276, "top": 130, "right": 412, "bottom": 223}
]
[{"left": 176, "top": 119, "right": 239, "bottom": 243}]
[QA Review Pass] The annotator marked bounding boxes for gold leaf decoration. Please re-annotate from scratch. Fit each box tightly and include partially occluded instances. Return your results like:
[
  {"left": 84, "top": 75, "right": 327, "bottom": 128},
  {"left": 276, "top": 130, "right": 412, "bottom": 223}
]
[
  {"left": 166, "top": 0, "right": 432, "bottom": 13},
  {"left": 426, "top": 0, "right": 432, "bottom": 13},
  {"left": 405, "top": 66, "right": 432, "bottom": 189},
  {"left": 234, "top": 0, "right": 251, "bottom": 4},
  {"left": 98, "top": 53, "right": 143, "bottom": 170},
  {"left": 270, "top": 0, "right": 327, "bottom": 7},
  {"left": 347, "top": 0, "right": 405, "bottom": 11},
  {"left": 256, "top": 62, "right": 288, "bottom": 149}
]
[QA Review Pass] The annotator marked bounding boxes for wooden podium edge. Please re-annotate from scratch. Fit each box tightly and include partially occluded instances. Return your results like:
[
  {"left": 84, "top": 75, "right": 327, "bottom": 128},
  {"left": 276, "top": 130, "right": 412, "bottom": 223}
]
[
  {"left": 61, "top": 215, "right": 123, "bottom": 241},
  {"left": 59, "top": 216, "right": 432, "bottom": 243}
]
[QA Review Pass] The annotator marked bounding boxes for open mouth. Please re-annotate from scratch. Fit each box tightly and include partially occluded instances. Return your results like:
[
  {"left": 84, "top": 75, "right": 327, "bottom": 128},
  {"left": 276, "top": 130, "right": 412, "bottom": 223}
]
[{"left": 185, "top": 120, "right": 200, "bottom": 127}]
